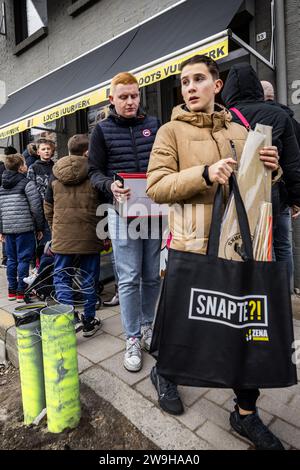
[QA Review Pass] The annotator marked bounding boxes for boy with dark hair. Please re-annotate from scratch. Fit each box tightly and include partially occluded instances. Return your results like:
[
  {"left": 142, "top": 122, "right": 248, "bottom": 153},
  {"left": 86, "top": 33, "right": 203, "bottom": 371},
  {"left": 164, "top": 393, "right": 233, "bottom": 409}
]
[
  {"left": 44, "top": 134, "right": 102, "bottom": 337},
  {"left": 147, "top": 54, "right": 283, "bottom": 450},
  {"left": 0, "top": 154, "right": 44, "bottom": 302}
]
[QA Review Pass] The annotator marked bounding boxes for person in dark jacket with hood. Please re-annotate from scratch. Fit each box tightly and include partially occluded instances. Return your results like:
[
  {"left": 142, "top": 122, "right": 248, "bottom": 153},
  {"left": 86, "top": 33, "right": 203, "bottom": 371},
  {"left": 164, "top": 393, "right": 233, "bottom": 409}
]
[
  {"left": 261, "top": 80, "right": 300, "bottom": 149},
  {"left": 260, "top": 80, "right": 300, "bottom": 291},
  {"left": 222, "top": 63, "right": 300, "bottom": 291},
  {"left": 0, "top": 154, "right": 44, "bottom": 302},
  {"left": 44, "top": 134, "right": 103, "bottom": 338}
]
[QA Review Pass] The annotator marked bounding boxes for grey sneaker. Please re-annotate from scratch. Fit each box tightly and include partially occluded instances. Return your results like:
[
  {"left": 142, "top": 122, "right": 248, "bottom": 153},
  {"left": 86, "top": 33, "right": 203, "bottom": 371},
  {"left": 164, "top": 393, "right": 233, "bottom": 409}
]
[
  {"left": 124, "top": 337, "right": 142, "bottom": 372},
  {"left": 141, "top": 325, "right": 153, "bottom": 351}
]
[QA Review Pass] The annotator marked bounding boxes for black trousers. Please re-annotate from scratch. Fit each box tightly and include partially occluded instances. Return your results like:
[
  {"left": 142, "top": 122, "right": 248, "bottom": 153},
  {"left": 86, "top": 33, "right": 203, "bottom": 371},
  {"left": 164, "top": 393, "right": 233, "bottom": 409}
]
[{"left": 234, "top": 388, "right": 260, "bottom": 411}]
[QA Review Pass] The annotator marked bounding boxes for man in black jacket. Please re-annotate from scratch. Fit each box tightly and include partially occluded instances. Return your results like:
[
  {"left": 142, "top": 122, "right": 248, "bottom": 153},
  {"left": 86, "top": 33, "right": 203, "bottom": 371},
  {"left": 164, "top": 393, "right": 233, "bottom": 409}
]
[
  {"left": 222, "top": 63, "right": 300, "bottom": 291},
  {"left": 260, "top": 80, "right": 300, "bottom": 292},
  {"left": 261, "top": 80, "right": 300, "bottom": 148},
  {"left": 88, "top": 72, "right": 161, "bottom": 373}
]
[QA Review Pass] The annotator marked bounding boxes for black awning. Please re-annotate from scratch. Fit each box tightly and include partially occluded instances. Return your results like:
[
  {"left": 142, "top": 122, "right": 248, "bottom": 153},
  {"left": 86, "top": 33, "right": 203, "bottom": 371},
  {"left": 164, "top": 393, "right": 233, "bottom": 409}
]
[{"left": 0, "top": 0, "right": 243, "bottom": 137}]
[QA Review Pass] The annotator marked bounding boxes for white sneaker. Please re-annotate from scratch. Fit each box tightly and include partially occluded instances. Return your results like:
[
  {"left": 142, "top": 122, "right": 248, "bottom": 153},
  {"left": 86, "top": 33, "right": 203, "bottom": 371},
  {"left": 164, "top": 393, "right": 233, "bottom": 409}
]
[
  {"left": 141, "top": 325, "right": 153, "bottom": 352},
  {"left": 124, "top": 337, "right": 142, "bottom": 372},
  {"left": 23, "top": 269, "right": 38, "bottom": 286}
]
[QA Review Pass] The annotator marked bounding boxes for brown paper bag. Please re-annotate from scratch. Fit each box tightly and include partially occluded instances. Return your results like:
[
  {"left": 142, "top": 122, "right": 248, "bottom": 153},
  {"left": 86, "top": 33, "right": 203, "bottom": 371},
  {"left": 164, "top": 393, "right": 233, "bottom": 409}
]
[{"left": 218, "top": 124, "right": 273, "bottom": 261}]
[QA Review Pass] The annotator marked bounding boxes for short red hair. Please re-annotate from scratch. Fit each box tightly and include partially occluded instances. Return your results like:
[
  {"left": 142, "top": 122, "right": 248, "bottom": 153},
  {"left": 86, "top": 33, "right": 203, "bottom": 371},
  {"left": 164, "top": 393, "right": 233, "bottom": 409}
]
[{"left": 110, "top": 72, "right": 138, "bottom": 95}]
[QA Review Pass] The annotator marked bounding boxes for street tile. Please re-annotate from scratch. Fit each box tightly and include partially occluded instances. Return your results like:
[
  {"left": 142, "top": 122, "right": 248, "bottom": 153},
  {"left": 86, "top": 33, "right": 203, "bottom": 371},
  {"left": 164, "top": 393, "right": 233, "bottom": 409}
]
[
  {"left": 77, "top": 332, "right": 124, "bottom": 363},
  {"left": 76, "top": 323, "right": 103, "bottom": 345},
  {"left": 192, "top": 397, "right": 231, "bottom": 431},
  {"left": 196, "top": 421, "right": 249, "bottom": 450},
  {"left": 259, "top": 388, "right": 295, "bottom": 406},
  {"left": 100, "top": 350, "right": 155, "bottom": 386},
  {"left": 178, "top": 386, "right": 211, "bottom": 407},
  {"left": 289, "top": 394, "right": 300, "bottom": 409},
  {"left": 204, "top": 389, "right": 233, "bottom": 406},
  {"left": 175, "top": 407, "right": 206, "bottom": 431},
  {"left": 269, "top": 419, "right": 300, "bottom": 449},
  {"left": 101, "top": 313, "right": 123, "bottom": 336},
  {"left": 98, "top": 309, "right": 119, "bottom": 321},
  {"left": 106, "top": 305, "right": 121, "bottom": 315},
  {"left": 135, "top": 376, "right": 157, "bottom": 402},
  {"left": 77, "top": 354, "right": 93, "bottom": 374},
  {"left": 0, "top": 309, "right": 15, "bottom": 340},
  {"left": 259, "top": 395, "right": 300, "bottom": 428}
]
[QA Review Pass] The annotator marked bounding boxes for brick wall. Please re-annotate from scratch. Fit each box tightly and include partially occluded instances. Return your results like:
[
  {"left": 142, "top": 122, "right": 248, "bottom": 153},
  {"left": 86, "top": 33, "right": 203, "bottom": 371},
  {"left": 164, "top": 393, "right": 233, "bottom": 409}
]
[
  {"left": 0, "top": 0, "right": 178, "bottom": 95},
  {"left": 285, "top": 0, "right": 300, "bottom": 121}
]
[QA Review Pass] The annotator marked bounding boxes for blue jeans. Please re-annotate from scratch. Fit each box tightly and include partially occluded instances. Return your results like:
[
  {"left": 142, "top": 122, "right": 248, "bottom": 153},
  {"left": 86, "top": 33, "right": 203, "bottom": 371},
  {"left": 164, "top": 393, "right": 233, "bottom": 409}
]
[
  {"left": 53, "top": 253, "right": 100, "bottom": 320},
  {"left": 108, "top": 209, "right": 161, "bottom": 338},
  {"left": 273, "top": 206, "right": 294, "bottom": 293},
  {"left": 5, "top": 231, "right": 36, "bottom": 293}
]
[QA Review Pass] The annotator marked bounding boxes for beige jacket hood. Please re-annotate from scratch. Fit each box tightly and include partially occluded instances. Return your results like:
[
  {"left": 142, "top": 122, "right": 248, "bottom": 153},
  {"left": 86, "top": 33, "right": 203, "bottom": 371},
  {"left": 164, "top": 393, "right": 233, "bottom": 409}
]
[{"left": 147, "top": 104, "right": 248, "bottom": 254}]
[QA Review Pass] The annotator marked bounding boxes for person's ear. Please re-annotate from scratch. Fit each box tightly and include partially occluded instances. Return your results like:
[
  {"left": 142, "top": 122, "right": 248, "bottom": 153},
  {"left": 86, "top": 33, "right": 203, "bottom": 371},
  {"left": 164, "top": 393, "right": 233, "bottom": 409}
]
[
  {"left": 214, "top": 79, "right": 223, "bottom": 95},
  {"left": 109, "top": 95, "right": 114, "bottom": 105}
]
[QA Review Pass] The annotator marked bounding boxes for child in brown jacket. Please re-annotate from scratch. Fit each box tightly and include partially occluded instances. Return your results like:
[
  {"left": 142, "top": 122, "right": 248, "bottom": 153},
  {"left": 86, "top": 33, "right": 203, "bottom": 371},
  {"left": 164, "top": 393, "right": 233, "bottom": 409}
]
[{"left": 44, "top": 134, "right": 103, "bottom": 337}]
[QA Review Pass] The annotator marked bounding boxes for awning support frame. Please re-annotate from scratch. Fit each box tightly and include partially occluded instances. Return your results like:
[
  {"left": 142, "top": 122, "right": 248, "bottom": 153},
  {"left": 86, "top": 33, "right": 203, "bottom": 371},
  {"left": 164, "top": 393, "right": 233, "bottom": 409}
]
[{"left": 229, "top": 30, "right": 275, "bottom": 70}]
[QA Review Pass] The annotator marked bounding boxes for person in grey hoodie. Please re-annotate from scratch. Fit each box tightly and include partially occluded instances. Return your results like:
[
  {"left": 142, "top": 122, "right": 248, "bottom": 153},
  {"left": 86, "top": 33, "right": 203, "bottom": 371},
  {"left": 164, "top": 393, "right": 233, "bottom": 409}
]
[{"left": 0, "top": 154, "right": 44, "bottom": 301}]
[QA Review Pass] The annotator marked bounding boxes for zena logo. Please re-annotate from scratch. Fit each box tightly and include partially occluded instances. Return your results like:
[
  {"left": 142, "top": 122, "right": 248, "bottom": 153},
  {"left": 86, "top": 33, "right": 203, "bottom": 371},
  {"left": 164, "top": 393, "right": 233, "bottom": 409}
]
[{"left": 188, "top": 289, "right": 268, "bottom": 329}]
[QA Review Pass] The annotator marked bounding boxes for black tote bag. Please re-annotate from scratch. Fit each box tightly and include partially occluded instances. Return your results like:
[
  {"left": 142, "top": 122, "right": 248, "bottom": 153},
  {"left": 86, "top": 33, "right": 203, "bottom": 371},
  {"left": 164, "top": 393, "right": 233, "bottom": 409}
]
[{"left": 150, "top": 175, "right": 297, "bottom": 389}]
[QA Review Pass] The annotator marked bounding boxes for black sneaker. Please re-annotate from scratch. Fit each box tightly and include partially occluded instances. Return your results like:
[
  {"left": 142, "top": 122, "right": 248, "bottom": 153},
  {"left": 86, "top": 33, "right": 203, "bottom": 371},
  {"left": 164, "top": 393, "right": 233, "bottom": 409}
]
[
  {"left": 230, "top": 406, "right": 284, "bottom": 450},
  {"left": 150, "top": 366, "right": 184, "bottom": 415},
  {"left": 82, "top": 317, "right": 102, "bottom": 337}
]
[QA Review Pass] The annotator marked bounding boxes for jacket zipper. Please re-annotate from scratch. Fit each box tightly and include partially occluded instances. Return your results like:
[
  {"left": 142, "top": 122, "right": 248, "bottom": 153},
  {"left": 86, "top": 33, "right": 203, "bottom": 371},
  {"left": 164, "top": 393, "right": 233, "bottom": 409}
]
[{"left": 129, "top": 126, "right": 140, "bottom": 172}]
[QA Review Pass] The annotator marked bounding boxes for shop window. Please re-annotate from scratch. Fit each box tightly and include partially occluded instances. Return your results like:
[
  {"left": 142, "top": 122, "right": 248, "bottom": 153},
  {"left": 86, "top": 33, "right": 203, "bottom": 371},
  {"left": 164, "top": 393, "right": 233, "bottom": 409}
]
[
  {"left": 14, "top": 0, "right": 47, "bottom": 46},
  {"left": 87, "top": 103, "right": 109, "bottom": 136}
]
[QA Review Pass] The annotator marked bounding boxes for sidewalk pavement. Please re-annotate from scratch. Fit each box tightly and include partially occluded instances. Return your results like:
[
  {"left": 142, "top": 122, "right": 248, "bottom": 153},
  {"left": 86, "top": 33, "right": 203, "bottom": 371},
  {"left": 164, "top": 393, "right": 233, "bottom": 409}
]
[{"left": 0, "top": 268, "right": 300, "bottom": 450}]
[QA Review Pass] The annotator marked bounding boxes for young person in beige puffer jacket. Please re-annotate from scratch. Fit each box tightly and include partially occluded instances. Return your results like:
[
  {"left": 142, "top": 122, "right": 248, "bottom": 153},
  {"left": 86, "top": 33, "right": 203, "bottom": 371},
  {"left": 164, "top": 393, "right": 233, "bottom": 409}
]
[
  {"left": 146, "top": 55, "right": 283, "bottom": 450},
  {"left": 44, "top": 134, "right": 103, "bottom": 338}
]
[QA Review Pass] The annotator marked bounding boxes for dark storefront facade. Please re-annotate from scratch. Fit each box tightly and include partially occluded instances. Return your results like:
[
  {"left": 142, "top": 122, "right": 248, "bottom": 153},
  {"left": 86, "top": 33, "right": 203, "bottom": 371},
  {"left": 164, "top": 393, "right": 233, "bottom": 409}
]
[{"left": 1, "top": 0, "right": 299, "bottom": 287}]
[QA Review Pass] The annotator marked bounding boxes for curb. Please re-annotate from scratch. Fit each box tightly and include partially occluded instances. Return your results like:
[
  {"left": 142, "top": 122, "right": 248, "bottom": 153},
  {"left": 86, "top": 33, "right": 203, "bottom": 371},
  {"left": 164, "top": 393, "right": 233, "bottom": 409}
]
[
  {"left": 0, "top": 308, "right": 18, "bottom": 366},
  {"left": 80, "top": 364, "right": 215, "bottom": 450}
]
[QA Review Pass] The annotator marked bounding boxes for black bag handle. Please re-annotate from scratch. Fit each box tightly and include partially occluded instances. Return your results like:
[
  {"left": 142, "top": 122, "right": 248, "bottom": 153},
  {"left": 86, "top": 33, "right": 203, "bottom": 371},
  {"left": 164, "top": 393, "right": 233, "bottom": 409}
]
[{"left": 207, "top": 173, "right": 253, "bottom": 260}]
